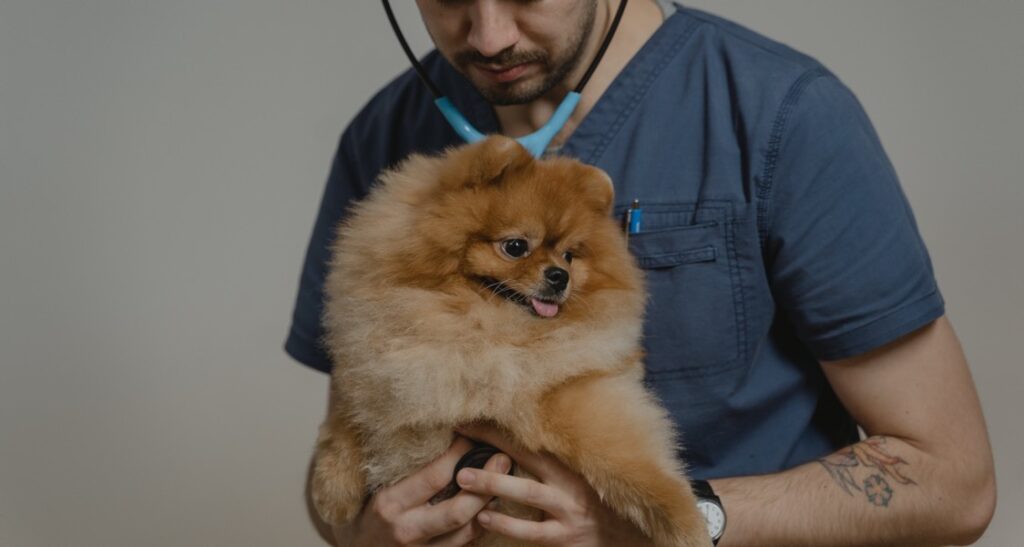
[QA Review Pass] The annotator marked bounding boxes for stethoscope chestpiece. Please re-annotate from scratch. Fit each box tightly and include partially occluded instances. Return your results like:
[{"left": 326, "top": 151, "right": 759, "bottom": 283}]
[{"left": 427, "top": 442, "right": 515, "bottom": 504}]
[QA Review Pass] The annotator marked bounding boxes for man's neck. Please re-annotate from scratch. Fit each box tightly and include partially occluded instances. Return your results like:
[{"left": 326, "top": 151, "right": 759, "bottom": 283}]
[{"left": 493, "top": 0, "right": 666, "bottom": 151}]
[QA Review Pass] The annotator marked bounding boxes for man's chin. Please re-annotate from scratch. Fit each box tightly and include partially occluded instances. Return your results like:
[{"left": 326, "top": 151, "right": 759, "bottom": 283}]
[
  {"left": 474, "top": 80, "right": 549, "bottom": 106},
  {"left": 460, "top": 69, "right": 548, "bottom": 105}
]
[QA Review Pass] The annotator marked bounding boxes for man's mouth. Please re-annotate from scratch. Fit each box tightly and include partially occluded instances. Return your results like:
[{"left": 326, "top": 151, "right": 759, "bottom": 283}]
[
  {"left": 477, "top": 277, "right": 562, "bottom": 318},
  {"left": 473, "top": 62, "right": 533, "bottom": 83}
]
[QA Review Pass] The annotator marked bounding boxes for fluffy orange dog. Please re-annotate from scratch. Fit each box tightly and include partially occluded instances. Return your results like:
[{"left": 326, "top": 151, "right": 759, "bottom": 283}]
[{"left": 311, "top": 136, "right": 708, "bottom": 547}]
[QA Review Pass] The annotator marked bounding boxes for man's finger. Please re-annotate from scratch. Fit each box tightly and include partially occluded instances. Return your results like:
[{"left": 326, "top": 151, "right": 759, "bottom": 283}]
[
  {"left": 456, "top": 466, "right": 567, "bottom": 517},
  {"left": 455, "top": 423, "right": 557, "bottom": 479},
  {"left": 400, "top": 453, "right": 511, "bottom": 540},
  {"left": 426, "top": 520, "right": 482, "bottom": 547},
  {"left": 477, "top": 508, "right": 563, "bottom": 545},
  {"left": 382, "top": 435, "right": 475, "bottom": 510}
]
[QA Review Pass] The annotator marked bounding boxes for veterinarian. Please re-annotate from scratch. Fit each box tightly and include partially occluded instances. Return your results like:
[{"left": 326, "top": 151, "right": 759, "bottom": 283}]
[{"left": 285, "top": 1, "right": 996, "bottom": 545}]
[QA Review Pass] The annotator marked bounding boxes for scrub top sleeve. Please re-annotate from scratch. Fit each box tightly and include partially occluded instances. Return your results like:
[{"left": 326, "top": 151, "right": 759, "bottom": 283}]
[
  {"left": 763, "top": 73, "right": 945, "bottom": 362},
  {"left": 284, "top": 127, "right": 370, "bottom": 374}
]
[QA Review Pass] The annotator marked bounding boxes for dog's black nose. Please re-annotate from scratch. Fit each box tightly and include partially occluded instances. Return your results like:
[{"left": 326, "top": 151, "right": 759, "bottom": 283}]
[{"left": 544, "top": 267, "right": 569, "bottom": 292}]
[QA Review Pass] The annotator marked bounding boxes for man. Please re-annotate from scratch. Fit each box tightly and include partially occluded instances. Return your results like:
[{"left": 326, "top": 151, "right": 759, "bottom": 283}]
[{"left": 285, "top": 1, "right": 996, "bottom": 545}]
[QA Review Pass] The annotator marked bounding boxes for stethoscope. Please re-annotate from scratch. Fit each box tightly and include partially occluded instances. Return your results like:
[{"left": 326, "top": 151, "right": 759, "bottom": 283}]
[{"left": 381, "top": 0, "right": 629, "bottom": 158}]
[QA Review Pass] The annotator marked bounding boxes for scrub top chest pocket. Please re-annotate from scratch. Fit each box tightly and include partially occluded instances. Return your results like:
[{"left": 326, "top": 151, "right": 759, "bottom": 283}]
[{"left": 623, "top": 202, "right": 745, "bottom": 379}]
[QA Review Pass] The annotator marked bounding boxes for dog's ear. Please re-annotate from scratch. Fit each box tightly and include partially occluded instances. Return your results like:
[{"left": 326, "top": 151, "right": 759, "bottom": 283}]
[
  {"left": 439, "top": 135, "right": 533, "bottom": 190},
  {"left": 579, "top": 167, "right": 615, "bottom": 216}
]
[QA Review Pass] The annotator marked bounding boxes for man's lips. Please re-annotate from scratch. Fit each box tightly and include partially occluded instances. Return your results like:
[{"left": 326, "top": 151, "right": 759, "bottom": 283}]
[{"left": 474, "top": 62, "right": 533, "bottom": 83}]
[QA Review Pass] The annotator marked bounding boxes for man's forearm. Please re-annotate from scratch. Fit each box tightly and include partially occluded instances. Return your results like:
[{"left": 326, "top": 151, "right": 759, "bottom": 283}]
[{"left": 709, "top": 435, "right": 994, "bottom": 547}]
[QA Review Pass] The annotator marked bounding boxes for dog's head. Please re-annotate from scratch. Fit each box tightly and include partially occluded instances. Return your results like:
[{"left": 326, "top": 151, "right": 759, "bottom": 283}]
[{"left": 405, "top": 135, "right": 640, "bottom": 320}]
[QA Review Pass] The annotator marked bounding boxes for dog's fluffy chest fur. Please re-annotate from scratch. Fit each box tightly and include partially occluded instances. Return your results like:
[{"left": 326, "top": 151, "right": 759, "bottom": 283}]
[{"left": 331, "top": 284, "right": 642, "bottom": 488}]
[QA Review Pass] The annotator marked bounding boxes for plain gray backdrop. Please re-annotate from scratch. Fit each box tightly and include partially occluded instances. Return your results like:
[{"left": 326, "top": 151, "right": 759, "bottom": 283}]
[{"left": 1, "top": 1, "right": 1020, "bottom": 545}]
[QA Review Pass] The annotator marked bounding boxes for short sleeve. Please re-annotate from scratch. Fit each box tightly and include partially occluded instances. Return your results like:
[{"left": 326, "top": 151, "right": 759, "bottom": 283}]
[
  {"left": 764, "top": 73, "right": 945, "bottom": 362},
  {"left": 284, "top": 128, "right": 370, "bottom": 373}
]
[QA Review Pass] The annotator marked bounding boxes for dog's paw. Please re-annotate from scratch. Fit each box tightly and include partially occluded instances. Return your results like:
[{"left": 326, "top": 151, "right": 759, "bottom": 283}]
[{"left": 311, "top": 453, "right": 365, "bottom": 526}]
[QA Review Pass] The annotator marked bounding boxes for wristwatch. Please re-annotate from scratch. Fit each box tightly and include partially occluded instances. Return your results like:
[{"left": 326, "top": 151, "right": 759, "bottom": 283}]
[{"left": 691, "top": 480, "right": 726, "bottom": 545}]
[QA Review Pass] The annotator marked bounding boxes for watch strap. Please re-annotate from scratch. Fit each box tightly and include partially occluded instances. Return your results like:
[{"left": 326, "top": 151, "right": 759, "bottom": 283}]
[{"left": 691, "top": 479, "right": 718, "bottom": 501}]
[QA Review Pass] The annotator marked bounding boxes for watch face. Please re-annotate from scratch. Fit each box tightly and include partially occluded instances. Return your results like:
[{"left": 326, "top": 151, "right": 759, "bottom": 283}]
[{"left": 697, "top": 499, "right": 726, "bottom": 539}]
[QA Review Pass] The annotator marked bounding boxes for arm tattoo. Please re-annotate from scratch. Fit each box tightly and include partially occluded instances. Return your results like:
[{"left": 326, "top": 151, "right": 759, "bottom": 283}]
[{"left": 817, "top": 436, "right": 915, "bottom": 508}]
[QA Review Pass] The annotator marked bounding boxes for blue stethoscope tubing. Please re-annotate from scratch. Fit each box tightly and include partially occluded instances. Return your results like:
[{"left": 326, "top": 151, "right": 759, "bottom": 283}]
[{"left": 380, "top": 0, "right": 629, "bottom": 158}]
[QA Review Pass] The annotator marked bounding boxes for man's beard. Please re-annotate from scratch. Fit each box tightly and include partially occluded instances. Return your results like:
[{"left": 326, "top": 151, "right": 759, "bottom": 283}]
[{"left": 452, "top": 2, "right": 598, "bottom": 106}]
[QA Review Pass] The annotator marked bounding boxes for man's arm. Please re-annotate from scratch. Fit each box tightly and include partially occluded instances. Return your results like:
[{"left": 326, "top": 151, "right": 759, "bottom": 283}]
[{"left": 710, "top": 315, "right": 996, "bottom": 546}]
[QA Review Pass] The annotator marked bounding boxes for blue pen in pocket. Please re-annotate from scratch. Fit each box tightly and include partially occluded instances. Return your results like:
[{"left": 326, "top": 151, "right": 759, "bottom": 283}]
[{"left": 624, "top": 199, "right": 642, "bottom": 243}]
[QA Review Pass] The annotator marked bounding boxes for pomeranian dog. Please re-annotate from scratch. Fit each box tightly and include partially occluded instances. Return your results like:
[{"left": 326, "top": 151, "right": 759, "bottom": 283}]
[{"left": 311, "top": 136, "right": 708, "bottom": 546}]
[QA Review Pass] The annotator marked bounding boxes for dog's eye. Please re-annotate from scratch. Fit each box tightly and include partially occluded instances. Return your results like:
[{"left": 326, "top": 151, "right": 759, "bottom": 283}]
[
  {"left": 563, "top": 251, "right": 574, "bottom": 263},
  {"left": 501, "top": 239, "right": 530, "bottom": 259}
]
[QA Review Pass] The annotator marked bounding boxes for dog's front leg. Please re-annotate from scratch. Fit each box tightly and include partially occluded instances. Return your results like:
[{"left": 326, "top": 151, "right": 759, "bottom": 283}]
[
  {"left": 311, "top": 382, "right": 367, "bottom": 527},
  {"left": 538, "top": 372, "right": 711, "bottom": 547}
]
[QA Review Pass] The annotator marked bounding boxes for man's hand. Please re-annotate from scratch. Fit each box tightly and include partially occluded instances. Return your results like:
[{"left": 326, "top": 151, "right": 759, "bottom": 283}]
[
  {"left": 331, "top": 436, "right": 510, "bottom": 547},
  {"left": 455, "top": 423, "right": 656, "bottom": 547}
]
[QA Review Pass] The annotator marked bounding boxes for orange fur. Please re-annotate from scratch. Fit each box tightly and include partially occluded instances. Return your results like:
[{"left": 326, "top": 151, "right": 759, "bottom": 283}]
[{"left": 311, "top": 136, "right": 709, "bottom": 546}]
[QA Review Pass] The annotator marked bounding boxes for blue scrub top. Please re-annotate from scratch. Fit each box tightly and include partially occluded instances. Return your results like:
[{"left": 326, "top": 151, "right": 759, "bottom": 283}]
[{"left": 285, "top": 3, "right": 944, "bottom": 479}]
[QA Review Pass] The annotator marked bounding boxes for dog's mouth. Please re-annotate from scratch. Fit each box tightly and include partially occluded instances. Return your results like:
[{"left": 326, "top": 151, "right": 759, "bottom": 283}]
[{"left": 477, "top": 277, "right": 563, "bottom": 318}]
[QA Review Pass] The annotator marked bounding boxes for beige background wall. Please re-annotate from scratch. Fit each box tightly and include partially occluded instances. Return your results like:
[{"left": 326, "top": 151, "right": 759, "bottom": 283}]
[{"left": 0, "top": 1, "right": 1019, "bottom": 545}]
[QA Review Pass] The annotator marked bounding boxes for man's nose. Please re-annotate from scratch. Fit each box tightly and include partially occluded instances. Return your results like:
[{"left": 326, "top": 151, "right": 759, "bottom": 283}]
[{"left": 466, "top": 1, "right": 520, "bottom": 58}]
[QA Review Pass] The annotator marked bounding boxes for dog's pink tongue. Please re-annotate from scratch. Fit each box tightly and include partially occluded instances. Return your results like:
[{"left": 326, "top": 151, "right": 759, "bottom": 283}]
[{"left": 531, "top": 298, "right": 559, "bottom": 318}]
